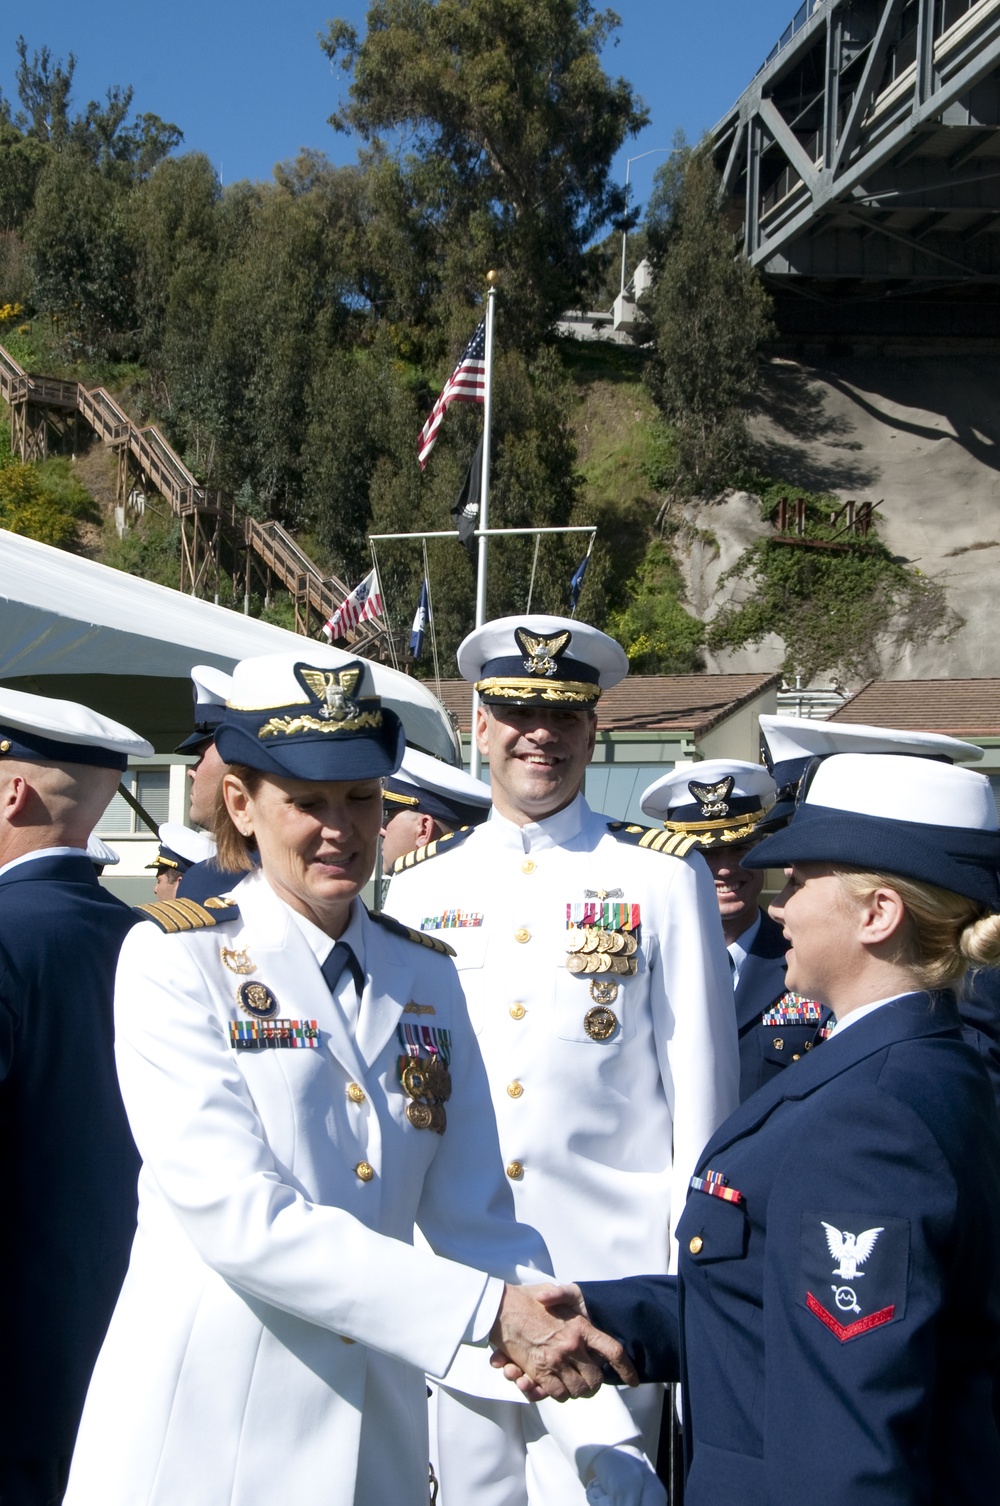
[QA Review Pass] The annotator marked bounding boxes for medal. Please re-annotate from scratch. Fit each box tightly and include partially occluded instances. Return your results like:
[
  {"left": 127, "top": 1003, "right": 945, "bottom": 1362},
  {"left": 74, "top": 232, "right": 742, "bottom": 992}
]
[
  {"left": 566, "top": 954, "right": 588, "bottom": 974},
  {"left": 237, "top": 981, "right": 279, "bottom": 1019},
  {"left": 581, "top": 929, "right": 600, "bottom": 954},
  {"left": 406, "top": 1102, "right": 434, "bottom": 1129},
  {"left": 584, "top": 1006, "right": 619, "bottom": 1041},
  {"left": 565, "top": 930, "right": 588, "bottom": 953},
  {"left": 221, "top": 947, "right": 255, "bottom": 975},
  {"left": 596, "top": 931, "right": 615, "bottom": 953},
  {"left": 589, "top": 978, "right": 619, "bottom": 1005}
]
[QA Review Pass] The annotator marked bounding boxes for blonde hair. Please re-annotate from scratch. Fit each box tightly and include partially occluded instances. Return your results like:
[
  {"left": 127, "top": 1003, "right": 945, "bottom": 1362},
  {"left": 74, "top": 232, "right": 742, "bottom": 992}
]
[
  {"left": 837, "top": 868, "right": 1000, "bottom": 990},
  {"left": 213, "top": 764, "right": 262, "bottom": 874}
]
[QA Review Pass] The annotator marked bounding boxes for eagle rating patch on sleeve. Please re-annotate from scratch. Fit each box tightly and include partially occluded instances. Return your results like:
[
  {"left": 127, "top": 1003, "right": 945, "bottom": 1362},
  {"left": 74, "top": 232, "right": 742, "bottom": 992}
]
[{"left": 798, "top": 1212, "right": 909, "bottom": 1342}]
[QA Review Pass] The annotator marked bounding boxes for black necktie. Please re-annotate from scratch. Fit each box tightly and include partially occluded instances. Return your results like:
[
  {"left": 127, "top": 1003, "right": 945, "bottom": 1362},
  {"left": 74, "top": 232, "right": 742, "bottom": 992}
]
[{"left": 321, "top": 941, "right": 363, "bottom": 997}]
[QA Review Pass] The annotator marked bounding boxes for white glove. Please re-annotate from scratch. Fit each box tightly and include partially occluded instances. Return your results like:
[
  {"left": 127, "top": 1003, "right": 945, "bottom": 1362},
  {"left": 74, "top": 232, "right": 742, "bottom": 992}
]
[{"left": 585, "top": 1443, "right": 667, "bottom": 1506}]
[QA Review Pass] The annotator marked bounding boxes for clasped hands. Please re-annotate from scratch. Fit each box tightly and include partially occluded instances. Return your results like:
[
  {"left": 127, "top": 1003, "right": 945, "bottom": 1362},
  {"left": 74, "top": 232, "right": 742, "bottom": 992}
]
[{"left": 489, "top": 1281, "right": 623, "bottom": 1402}]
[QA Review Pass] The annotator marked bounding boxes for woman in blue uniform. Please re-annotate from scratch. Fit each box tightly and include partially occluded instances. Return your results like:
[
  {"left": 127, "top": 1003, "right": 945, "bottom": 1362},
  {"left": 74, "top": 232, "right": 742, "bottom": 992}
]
[{"left": 503, "top": 750, "right": 1000, "bottom": 1506}]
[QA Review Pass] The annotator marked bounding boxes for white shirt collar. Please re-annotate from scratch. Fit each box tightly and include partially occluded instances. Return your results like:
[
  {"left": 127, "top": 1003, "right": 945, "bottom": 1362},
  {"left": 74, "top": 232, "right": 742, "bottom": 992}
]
[
  {"left": 486, "top": 791, "right": 587, "bottom": 853},
  {"left": 277, "top": 893, "right": 367, "bottom": 972},
  {"left": 0, "top": 846, "right": 89, "bottom": 880},
  {"left": 825, "top": 995, "right": 898, "bottom": 1039},
  {"left": 727, "top": 911, "right": 762, "bottom": 986}
]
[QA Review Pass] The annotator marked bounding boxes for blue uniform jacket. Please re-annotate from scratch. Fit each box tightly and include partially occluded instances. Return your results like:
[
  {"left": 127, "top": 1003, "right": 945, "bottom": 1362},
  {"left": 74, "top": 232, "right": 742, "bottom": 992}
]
[
  {"left": 958, "top": 965, "right": 1000, "bottom": 1115},
  {"left": 176, "top": 854, "right": 254, "bottom": 903},
  {"left": 0, "top": 854, "right": 141, "bottom": 1462},
  {"left": 735, "top": 912, "right": 829, "bottom": 1101},
  {"left": 581, "top": 992, "right": 1000, "bottom": 1506}
]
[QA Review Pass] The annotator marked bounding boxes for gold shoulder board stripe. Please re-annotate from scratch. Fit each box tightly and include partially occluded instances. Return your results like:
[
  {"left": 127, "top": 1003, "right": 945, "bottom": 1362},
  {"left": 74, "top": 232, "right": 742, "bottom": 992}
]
[
  {"left": 391, "top": 825, "right": 473, "bottom": 876},
  {"left": 368, "top": 909, "right": 457, "bottom": 957},
  {"left": 663, "top": 831, "right": 701, "bottom": 857},
  {"left": 134, "top": 897, "right": 222, "bottom": 934}
]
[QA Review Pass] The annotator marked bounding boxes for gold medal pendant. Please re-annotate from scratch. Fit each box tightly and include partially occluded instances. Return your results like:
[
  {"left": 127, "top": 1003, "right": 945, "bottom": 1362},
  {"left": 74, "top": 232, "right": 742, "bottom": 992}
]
[
  {"left": 565, "top": 929, "right": 588, "bottom": 954},
  {"left": 566, "top": 954, "right": 588, "bottom": 974},
  {"left": 406, "top": 1102, "right": 434, "bottom": 1129},
  {"left": 584, "top": 1005, "right": 619, "bottom": 1041}
]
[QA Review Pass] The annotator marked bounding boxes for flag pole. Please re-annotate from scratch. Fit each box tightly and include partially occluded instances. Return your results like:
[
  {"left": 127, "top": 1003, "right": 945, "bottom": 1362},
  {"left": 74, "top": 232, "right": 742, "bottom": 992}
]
[{"left": 470, "top": 271, "right": 498, "bottom": 781}]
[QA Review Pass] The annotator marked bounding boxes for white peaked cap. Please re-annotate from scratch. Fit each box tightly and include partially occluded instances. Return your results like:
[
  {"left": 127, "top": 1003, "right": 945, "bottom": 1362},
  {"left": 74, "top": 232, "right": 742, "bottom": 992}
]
[
  {"left": 0, "top": 685, "right": 152, "bottom": 766},
  {"left": 641, "top": 759, "right": 777, "bottom": 820},
  {"left": 396, "top": 747, "right": 492, "bottom": 807},
  {"left": 805, "top": 753, "right": 998, "bottom": 831},
  {"left": 760, "top": 713, "right": 983, "bottom": 770},
  {"left": 86, "top": 835, "right": 121, "bottom": 866},
  {"left": 190, "top": 664, "right": 234, "bottom": 709}
]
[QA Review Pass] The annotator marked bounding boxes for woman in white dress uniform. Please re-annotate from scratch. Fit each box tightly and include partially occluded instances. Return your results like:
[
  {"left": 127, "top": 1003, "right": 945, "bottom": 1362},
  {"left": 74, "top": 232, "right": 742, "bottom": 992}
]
[{"left": 63, "top": 651, "right": 650, "bottom": 1506}]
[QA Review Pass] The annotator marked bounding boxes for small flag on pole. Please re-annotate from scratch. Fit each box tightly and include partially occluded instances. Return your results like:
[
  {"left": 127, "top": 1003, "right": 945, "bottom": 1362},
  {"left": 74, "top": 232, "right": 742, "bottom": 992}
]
[
  {"left": 569, "top": 553, "right": 590, "bottom": 613},
  {"left": 451, "top": 435, "right": 483, "bottom": 559},
  {"left": 322, "top": 568, "right": 383, "bottom": 641},
  {"left": 418, "top": 318, "right": 487, "bottom": 469},
  {"left": 409, "top": 578, "right": 430, "bottom": 660}
]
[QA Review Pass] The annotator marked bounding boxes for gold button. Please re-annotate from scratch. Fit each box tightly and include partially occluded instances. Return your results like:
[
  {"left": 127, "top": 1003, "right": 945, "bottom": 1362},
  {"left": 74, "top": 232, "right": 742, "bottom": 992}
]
[
  {"left": 506, "top": 1161, "right": 524, "bottom": 1180},
  {"left": 514, "top": 927, "right": 531, "bottom": 944},
  {"left": 347, "top": 1082, "right": 366, "bottom": 1104},
  {"left": 521, "top": 859, "right": 535, "bottom": 874},
  {"left": 340, "top": 1335, "right": 356, "bottom": 1344},
  {"left": 0, "top": 740, "right": 9, "bottom": 753},
  {"left": 355, "top": 1161, "right": 374, "bottom": 1182},
  {"left": 509, "top": 1003, "right": 526, "bottom": 1020},
  {"left": 773, "top": 1037, "right": 784, "bottom": 1051},
  {"left": 804, "top": 1041, "right": 813, "bottom": 1051},
  {"left": 689, "top": 1236, "right": 704, "bottom": 1255},
  {"left": 507, "top": 1081, "right": 524, "bottom": 1099},
  {"left": 792, "top": 1053, "right": 801, "bottom": 1061}
]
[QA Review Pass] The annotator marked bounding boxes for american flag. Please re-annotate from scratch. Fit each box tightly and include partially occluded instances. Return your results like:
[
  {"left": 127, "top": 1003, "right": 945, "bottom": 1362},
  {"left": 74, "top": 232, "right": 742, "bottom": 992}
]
[
  {"left": 417, "top": 318, "right": 487, "bottom": 469},
  {"left": 322, "top": 568, "right": 383, "bottom": 641}
]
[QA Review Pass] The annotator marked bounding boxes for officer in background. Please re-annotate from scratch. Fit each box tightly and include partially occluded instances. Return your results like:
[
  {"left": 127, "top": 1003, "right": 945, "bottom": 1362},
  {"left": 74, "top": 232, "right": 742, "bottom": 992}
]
[
  {"left": 386, "top": 615, "right": 738, "bottom": 1506},
  {"left": 381, "top": 746, "right": 492, "bottom": 871},
  {"left": 0, "top": 688, "right": 152, "bottom": 1506},
  {"left": 146, "top": 823, "right": 217, "bottom": 900},
  {"left": 639, "top": 760, "right": 827, "bottom": 1101},
  {"left": 175, "top": 665, "right": 234, "bottom": 903}
]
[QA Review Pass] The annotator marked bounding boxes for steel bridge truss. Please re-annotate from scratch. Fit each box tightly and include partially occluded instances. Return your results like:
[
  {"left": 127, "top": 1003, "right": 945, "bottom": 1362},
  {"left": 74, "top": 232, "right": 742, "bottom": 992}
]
[{"left": 714, "top": 0, "right": 1000, "bottom": 291}]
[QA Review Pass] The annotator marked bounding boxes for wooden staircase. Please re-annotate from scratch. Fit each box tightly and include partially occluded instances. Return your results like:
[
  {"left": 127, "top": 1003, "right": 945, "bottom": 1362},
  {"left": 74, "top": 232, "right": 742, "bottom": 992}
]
[{"left": 0, "top": 343, "right": 387, "bottom": 650}]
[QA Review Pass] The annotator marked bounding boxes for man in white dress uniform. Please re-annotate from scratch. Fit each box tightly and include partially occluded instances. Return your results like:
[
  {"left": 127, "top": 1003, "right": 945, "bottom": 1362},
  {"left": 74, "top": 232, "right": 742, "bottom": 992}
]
[
  {"left": 386, "top": 616, "right": 740, "bottom": 1505},
  {"left": 63, "top": 650, "right": 660, "bottom": 1506}
]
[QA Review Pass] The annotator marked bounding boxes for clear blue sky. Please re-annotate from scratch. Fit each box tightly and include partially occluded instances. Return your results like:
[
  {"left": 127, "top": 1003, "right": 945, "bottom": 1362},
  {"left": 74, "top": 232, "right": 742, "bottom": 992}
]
[{"left": 1, "top": 1, "right": 794, "bottom": 213}]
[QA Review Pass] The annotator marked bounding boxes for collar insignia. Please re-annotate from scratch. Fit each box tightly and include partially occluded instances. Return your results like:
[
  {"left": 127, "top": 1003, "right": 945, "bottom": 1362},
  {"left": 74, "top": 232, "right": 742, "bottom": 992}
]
[
  {"left": 515, "top": 627, "right": 572, "bottom": 678},
  {"left": 688, "top": 775, "right": 735, "bottom": 818},
  {"left": 297, "top": 665, "right": 363, "bottom": 722}
]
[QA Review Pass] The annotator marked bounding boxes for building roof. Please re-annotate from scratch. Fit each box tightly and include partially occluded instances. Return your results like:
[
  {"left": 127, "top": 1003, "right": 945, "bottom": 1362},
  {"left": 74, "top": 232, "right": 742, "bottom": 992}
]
[
  {"left": 430, "top": 672, "right": 781, "bottom": 735},
  {"left": 828, "top": 680, "right": 1000, "bottom": 738}
]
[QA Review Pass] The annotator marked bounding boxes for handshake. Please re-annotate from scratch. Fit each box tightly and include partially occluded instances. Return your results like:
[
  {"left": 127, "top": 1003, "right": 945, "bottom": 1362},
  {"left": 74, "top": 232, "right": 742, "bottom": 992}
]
[
  {"left": 488, "top": 1280, "right": 629, "bottom": 1402},
  {"left": 488, "top": 1283, "right": 666, "bottom": 1506}
]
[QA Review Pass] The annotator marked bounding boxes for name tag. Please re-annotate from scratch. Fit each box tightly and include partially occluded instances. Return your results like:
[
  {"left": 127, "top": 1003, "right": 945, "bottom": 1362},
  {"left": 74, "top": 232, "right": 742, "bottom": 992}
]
[{"left": 230, "top": 1018, "right": 319, "bottom": 1050}]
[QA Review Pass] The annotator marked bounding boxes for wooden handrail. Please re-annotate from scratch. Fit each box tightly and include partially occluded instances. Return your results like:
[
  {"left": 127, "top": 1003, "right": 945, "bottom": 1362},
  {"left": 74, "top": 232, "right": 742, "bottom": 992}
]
[{"left": 0, "top": 341, "right": 386, "bottom": 649}]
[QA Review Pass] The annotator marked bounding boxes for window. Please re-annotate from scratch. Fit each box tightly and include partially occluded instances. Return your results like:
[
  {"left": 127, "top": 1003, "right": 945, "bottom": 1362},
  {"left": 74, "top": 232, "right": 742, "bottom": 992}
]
[{"left": 99, "top": 768, "right": 170, "bottom": 836}]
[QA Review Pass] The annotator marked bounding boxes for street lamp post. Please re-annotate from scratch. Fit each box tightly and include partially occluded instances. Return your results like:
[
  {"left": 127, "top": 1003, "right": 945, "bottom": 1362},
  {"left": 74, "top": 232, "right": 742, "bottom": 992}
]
[{"left": 619, "top": 147, "right": 673, "bottom": 298}]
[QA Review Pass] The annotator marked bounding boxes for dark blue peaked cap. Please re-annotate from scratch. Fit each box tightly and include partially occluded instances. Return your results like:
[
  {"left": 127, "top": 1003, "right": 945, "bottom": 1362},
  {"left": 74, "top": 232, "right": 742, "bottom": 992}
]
[
  {"left": 215, "top": 653, "right": 404, "bottom": 780},
  {"left": 745, "top": 753, "right": 1000, "bottom": 909}
]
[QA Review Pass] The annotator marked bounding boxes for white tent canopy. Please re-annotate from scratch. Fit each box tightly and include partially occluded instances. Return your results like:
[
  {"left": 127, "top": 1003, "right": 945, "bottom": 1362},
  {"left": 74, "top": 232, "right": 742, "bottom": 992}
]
[{"left": 0, "top": 530, "right": 460, "bottom": 762}]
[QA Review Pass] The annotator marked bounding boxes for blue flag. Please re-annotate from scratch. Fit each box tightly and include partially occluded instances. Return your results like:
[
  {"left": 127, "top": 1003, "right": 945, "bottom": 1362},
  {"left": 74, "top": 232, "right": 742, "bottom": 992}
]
[
  {"left": 409, "top": 578, "right": 430, "bottom": 659},
  {"left": 569, "top": 554, "right": 590, "bottom": 611}
]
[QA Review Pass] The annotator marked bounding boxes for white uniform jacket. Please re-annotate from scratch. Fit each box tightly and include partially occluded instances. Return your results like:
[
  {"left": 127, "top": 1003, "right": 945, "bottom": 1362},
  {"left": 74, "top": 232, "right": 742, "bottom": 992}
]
[
  {"left": 64, "top": 872, "right": 554, "bottom": 1506},
  {"left": 387, "top": 795, "right": 739, "bottom": 1311}
]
